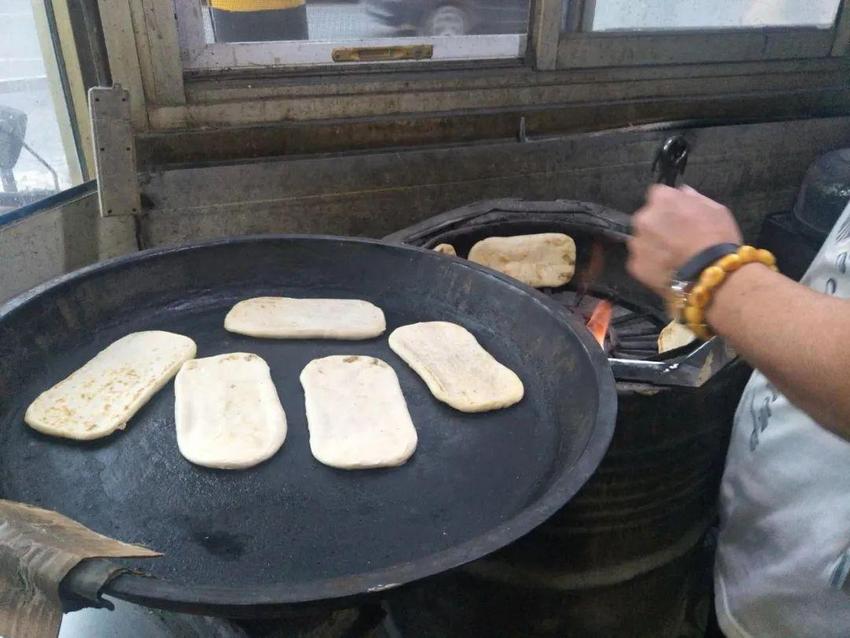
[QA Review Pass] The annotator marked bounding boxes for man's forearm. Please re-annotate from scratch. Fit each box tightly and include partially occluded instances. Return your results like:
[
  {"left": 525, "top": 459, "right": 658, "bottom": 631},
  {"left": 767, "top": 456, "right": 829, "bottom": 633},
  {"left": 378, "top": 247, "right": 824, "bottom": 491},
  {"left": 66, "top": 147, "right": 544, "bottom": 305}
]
[
  {"left": 627, "top": 185, "right": 850, "bottom": 438},
  {"left": 706, "top": 263, "right": 850, "bottom": 439}
]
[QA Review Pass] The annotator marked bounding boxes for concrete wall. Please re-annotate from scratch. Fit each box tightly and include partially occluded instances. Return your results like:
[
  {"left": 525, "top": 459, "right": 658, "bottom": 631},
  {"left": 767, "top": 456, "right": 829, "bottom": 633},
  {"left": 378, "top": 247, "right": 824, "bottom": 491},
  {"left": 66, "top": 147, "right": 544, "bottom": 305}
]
[
  {"left": 0, "top": 186, "right": 136, "bottom": 302},
  {"left": 2, "top": 115, "right": 848, "bottom": 303},
  {"left": 139, "top": 116, "right": 850, "bottom": 247}
]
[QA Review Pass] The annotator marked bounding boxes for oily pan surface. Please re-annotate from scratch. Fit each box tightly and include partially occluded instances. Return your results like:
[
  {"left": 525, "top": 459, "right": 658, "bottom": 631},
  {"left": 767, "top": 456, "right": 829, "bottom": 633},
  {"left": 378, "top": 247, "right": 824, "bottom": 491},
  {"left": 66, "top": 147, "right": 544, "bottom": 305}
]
[{"left": 0, "top": 237, "right": 612, "bottom": 608}]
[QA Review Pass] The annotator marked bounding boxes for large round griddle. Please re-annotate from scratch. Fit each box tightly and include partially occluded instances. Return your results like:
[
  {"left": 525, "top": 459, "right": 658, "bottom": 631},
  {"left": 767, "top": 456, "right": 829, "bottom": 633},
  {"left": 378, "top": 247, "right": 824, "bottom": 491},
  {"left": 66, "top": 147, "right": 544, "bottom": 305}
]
[{"left": 0, "top": 236, "right": 615, "bottom": 616}]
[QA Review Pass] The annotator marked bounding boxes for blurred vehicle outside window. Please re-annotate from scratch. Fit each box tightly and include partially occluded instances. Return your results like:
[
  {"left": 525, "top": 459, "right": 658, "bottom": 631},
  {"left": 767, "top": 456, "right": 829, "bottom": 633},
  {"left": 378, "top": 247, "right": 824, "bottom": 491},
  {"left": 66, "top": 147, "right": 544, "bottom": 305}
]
[{"left": 180, "top": 0, "right": 532, "bottom": 69}]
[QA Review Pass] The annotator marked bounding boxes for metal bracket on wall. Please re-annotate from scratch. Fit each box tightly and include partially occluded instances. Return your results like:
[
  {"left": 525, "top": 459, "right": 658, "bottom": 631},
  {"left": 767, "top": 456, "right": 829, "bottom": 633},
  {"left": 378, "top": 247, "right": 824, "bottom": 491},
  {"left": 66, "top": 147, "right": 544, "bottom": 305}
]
[{"left": 89, "top": 84, "right": 140, "bottom": 217}]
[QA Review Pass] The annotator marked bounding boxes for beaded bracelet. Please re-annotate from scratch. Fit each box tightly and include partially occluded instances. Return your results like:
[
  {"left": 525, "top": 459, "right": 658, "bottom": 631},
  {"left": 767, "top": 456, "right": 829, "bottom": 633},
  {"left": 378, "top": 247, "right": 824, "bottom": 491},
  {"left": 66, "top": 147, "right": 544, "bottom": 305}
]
[{"left": 684, "top": 245, "right": 778, "bottom": 340}]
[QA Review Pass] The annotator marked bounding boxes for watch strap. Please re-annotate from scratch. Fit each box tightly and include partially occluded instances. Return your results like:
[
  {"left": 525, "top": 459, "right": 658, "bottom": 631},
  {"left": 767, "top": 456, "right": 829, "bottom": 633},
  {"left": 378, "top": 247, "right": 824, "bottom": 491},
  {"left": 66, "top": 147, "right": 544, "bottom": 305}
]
[{"left": 675, "top": 243, "right": 740, "bottom": 282}]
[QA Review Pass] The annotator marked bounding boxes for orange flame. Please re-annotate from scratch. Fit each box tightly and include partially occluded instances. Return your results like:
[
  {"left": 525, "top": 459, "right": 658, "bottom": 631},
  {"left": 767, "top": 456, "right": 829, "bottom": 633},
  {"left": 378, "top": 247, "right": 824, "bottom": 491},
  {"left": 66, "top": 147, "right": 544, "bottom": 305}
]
[{"left": 586, "top": 300, "right": 612, "bottom": 348}]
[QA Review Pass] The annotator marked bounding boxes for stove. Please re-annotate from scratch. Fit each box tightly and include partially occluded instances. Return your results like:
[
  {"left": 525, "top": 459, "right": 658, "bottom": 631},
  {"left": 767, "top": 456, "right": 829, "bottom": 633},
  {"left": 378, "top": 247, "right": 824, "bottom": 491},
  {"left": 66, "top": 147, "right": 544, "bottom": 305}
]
[
  {"left": 552, "top": 288, "right": 665, "bottom": 359},
  {"left": 56, "top": 201, "right": 746, "bottom": 638},
  {"left": 384, "top": 199, "right": 751, "bottom": 638},
  {"left": 385, "top": 198, "right": 737, "bottom": 388}
]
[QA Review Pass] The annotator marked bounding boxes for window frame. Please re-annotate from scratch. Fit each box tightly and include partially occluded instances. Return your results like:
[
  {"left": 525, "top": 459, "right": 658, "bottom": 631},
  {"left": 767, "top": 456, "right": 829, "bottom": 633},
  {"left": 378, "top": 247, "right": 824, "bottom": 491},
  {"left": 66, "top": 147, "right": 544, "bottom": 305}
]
[
  {"left": 93, "top": 0, "right": 850, "bottom": 135},
  {"left": 174, "top": 0, "right": 528, "bottom": 70},
  {"left": 5, "top": 0, "right": 89, "bottom": 188},
  {"left": 558, "top": 0, "right": 850, "bottom": 68}
]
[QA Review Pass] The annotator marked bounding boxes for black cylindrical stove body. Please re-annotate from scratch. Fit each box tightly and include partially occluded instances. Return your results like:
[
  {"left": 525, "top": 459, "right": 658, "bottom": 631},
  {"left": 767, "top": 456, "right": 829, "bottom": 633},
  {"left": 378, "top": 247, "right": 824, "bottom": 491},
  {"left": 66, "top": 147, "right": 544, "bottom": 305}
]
[{"left": 384, "top": 200, "right": 750, "bottom": 637}]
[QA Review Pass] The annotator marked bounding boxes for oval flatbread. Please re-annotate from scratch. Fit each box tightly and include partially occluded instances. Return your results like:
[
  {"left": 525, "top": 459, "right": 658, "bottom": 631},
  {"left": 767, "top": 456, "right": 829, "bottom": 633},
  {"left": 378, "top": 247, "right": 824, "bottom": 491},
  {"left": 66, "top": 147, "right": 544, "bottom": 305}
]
[
  {"left": 468, "top": 233, "right": 576, "bottom": 288},
  {"left": 224, "top": 297, "right": 385, "bottom": 340},
  {"left": 389, "top": 321, "right": 524, "bottom": 413},
  {"left": 301, "top": 355, "right": 418, "bottom": 469},
  {"left": 175, "top": 353, "right": 287, "bottom": 470},
  {"left": 24, "top": 331, "right": 196, "bottom": 440}
]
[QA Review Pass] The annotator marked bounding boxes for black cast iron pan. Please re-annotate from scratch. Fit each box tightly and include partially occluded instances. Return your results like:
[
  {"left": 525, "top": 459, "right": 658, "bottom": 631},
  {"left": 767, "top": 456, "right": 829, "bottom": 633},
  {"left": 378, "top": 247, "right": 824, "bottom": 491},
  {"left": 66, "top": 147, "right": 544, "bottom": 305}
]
[{"left": 0, "top": 236, "right": 616, "bottom": 616}]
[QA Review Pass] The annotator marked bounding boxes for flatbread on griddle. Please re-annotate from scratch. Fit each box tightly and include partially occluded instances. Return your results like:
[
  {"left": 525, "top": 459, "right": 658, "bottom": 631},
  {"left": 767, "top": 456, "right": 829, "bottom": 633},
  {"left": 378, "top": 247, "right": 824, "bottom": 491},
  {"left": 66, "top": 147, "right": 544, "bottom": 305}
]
[
  {"left": 25, "top": 331, "right": 196, "bottom": 440},
  {"left": 224, "top": 297, "right": 385, "bottom": 340},
  {"left": 175, "top": 352, "right": 287, "bottom": 470},
  {"left": 300, "top": 355, "right": 417, "bottom": 469},
  {"left": 389, "top": 321, "right": 523, "bottom": 413}
]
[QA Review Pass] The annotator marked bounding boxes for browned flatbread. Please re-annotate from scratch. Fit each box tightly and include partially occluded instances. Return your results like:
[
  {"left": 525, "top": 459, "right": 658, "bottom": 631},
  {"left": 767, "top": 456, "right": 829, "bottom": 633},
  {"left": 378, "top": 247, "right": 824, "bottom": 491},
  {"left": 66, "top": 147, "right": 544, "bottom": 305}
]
[
  {"left": 468, "top": 233, "right": 576, "bottom": 288},
  {"left": 658, "top": 321, "right": 697, "bottom": 353}
]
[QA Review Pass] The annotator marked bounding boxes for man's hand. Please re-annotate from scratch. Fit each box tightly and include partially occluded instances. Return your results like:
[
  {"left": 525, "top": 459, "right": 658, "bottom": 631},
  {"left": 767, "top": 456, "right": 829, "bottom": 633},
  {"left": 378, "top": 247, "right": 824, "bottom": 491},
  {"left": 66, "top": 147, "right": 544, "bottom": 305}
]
[
  {"left": 627, "top": 184, "right": 850, "bottom": 441},
  {"left": 627, "top": 185, "right": 743, "bottom": 295}
]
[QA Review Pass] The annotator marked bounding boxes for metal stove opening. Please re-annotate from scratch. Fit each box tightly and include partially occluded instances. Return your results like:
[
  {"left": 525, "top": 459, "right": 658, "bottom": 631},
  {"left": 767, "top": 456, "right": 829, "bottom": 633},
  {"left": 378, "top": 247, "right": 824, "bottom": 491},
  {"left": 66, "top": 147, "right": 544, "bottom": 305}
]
[
  {"left": 421, "top": 219, "right": 682, "bottom": 361},
  {"left": 386, "top": 199, "right": 738, "bottom": 387},
  {"left": 559, "top": 289, "right": 667, "bottom": 360}
]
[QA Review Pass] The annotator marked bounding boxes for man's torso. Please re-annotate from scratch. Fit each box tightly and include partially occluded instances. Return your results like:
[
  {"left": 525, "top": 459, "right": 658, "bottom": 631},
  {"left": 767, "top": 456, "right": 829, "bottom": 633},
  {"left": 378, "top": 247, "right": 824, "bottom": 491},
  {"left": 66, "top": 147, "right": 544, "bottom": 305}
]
[{"left": 716, "top": 204, "right": 850, "bottom": 637}]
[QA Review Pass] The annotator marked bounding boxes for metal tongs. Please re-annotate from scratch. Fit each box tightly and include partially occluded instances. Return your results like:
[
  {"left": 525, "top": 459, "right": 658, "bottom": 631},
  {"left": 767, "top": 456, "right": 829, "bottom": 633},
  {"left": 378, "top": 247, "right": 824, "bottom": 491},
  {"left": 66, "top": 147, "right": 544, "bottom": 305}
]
[{"left": 652, "top": 135, "right": 689, "bottom": 187}]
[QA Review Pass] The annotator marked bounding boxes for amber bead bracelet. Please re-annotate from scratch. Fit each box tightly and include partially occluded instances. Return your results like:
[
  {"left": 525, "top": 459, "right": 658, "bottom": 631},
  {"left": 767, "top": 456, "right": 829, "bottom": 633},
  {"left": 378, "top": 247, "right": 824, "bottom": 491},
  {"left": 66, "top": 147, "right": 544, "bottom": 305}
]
[{"left": 684, "top": 245, "right": 779, "bottom": 340}]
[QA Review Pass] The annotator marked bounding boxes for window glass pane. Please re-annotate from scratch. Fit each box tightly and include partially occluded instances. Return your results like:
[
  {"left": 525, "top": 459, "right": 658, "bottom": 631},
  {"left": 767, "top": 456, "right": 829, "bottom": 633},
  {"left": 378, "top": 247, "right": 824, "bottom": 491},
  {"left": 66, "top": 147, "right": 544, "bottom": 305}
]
[
  {"left": 182, "top": 0, "right": 532, "bottom": 67},
  {"left": 202, "top": 0, "right": 531, "bottom": 42},
  {"left": 583, "top": 0, "right": 840, "bottom": 32},
  {"left": 2, "top": 0, "right": 82, "bottom": 215}
]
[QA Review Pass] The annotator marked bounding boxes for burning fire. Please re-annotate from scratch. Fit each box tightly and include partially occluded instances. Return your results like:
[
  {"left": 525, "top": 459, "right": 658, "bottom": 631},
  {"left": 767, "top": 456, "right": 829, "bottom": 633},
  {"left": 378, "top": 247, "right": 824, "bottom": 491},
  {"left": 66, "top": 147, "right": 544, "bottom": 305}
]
[{"left": 586, "top": 300, "right": 612, "bottom": 348}]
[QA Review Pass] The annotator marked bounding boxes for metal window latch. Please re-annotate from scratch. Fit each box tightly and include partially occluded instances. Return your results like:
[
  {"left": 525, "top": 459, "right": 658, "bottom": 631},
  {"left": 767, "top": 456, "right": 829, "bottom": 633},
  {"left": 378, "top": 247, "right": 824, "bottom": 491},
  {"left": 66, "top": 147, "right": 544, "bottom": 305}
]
[
  {"left": 89, "top": 84, "right": 141, "bottom": 217},
  {"left": 653, "top": 135, "right": 689, "bottom": 187}
]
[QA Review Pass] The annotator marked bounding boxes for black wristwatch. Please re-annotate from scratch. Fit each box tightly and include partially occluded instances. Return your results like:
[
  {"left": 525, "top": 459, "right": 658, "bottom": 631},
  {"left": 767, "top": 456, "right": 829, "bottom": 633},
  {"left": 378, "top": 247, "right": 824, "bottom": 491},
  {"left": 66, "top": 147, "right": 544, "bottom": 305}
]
[{"left": 668, "top": 243, "right": 740, "bottom": 322}]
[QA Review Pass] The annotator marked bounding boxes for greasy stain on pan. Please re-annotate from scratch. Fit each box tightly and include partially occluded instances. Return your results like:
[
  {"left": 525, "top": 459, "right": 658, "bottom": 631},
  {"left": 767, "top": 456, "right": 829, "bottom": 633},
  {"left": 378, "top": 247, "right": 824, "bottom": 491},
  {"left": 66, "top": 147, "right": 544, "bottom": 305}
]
[{"left": 0, "top": 236, "right": 616, "bottom": 616}]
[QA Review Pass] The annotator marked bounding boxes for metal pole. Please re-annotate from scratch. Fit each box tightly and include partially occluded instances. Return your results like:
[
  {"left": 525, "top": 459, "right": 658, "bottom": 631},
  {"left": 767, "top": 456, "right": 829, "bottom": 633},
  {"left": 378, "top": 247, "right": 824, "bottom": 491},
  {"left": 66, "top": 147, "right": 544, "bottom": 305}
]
[{"left": 0, "top": 169, "right": 17, "bottom": 193}]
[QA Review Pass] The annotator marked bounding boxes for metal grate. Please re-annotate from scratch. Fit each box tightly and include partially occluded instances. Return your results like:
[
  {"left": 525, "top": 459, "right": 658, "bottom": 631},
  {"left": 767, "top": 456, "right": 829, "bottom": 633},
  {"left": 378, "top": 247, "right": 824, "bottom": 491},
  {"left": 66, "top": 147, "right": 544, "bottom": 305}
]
[{"left": 550, "top": 289, "right": 668, "bottom": 360}]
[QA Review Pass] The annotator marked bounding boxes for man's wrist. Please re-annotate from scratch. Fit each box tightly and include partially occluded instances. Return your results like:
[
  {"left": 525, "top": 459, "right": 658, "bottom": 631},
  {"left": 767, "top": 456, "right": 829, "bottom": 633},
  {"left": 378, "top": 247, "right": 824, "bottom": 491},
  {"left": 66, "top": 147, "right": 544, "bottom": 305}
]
[
  {"left": 678, "top": 246, "right": 777, "bottom": 339},
  {"left": 666, "top": 243, "right": 741, "bottom": 325},
  {"left": 704, "top": 262, "right": 773, "bottom": 333},
  {"left": 674, "top": 242, "right": 741, "bottom": 282}
]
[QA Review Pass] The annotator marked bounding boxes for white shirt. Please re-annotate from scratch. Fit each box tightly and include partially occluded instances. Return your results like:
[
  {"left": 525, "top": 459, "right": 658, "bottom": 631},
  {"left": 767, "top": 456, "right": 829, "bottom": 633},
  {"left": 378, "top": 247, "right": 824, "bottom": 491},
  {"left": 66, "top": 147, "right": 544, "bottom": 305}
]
[{"left": 715, "top": 202, "right": 850, "bottom": 637}]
